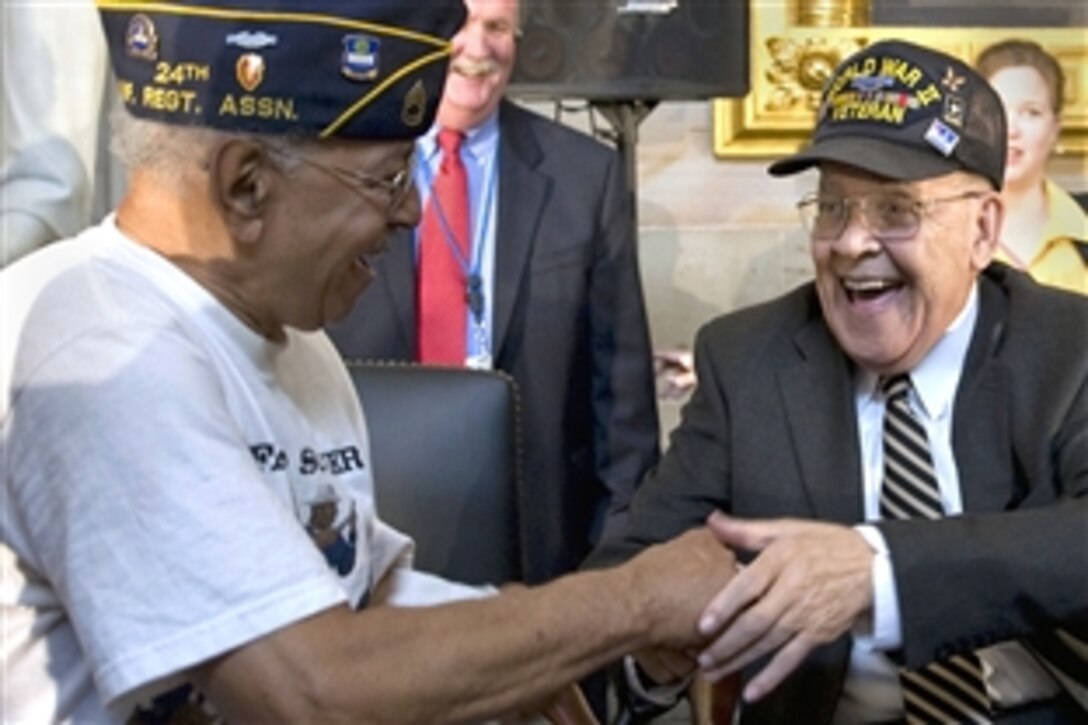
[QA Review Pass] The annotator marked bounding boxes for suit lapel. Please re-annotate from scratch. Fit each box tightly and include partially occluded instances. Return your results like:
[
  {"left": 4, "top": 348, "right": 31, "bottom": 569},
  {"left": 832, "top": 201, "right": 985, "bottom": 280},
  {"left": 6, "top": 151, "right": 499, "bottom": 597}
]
[
  {"left": 491, "top": 102, "right": 549, "bottom": 359},
  {"left": 778, "top": 316, "right": 865, "bottom": 524},
  {"left": 953, "top": 364, "right": 1012, "bottom": 512},
  {"left": 953, "top": 276, "right": 1014, "bottom": 513}
]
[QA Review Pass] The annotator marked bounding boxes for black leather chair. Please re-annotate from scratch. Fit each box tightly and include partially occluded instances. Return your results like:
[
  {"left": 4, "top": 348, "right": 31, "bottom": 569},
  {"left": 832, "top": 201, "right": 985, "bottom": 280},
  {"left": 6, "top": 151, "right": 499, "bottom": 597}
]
[
  {"left": 346, "top": 360, "right": 601, "bottom": 724},
  {"left": 344, "top": 360, "right": 524, "bottom": 586}
]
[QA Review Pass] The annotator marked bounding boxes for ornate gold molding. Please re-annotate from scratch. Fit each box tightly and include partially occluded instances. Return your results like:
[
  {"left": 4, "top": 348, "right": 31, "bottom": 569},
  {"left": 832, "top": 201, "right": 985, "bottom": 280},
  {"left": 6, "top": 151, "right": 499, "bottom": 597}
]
[{"left": 713, "top": 4, "right": 1087, "bottom": 158}]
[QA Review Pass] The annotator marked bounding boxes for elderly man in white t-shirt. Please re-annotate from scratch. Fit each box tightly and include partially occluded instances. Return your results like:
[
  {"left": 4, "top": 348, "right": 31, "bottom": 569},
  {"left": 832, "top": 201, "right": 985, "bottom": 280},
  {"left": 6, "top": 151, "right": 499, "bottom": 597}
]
[{"left": 0, "top": 2, "right": 738, "bottom": 722}]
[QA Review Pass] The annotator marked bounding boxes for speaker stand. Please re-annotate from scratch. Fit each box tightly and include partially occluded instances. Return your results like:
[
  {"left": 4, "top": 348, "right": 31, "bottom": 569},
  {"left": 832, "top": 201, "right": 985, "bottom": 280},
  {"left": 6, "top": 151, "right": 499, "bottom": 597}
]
[{"left": 589, "top": 100, "right": 659, "bottom": 226}]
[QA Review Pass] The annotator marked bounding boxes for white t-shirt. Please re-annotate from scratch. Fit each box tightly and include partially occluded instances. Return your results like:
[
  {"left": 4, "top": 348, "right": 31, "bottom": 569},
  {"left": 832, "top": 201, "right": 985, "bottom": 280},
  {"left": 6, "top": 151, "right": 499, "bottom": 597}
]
[{"left": 1, "top": 218, "right": 481, "bottom": 722}]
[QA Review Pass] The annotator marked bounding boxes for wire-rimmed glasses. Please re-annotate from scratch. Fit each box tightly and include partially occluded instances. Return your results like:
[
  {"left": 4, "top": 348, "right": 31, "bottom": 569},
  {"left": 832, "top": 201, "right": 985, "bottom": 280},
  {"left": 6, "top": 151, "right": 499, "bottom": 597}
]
[
  {"left": 268, "top": 146, "right": 416, "bottom": 212},
  {"left": 797, "top": 190, "right": 988, "bottom": 242}
]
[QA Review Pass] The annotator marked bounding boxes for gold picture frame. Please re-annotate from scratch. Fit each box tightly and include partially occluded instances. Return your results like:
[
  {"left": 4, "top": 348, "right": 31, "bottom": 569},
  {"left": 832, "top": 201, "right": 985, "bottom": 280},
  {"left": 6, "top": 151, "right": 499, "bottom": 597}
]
[{"left": 713, "top": 3, "right": 1088, "bottom": 158}]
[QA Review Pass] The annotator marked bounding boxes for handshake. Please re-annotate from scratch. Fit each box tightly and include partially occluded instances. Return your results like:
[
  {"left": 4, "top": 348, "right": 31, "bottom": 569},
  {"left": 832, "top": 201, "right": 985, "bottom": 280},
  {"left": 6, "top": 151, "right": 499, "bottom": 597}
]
[
  {"left": 427, "top": 509, "right": 876, "bottom": 724},
  {"left": 613, "top": 511, "right": 875, "bottom": 707}
]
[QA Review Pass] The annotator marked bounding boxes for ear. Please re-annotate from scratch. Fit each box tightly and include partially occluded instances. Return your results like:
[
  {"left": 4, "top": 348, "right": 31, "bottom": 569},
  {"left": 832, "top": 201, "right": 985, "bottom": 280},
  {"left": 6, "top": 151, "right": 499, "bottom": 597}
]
[
  {"left": 970, "top": 192, "right": 1003, "bottom": 272},
  {"left": 207, "top": 139, "right": 275, "bottom": 245}
]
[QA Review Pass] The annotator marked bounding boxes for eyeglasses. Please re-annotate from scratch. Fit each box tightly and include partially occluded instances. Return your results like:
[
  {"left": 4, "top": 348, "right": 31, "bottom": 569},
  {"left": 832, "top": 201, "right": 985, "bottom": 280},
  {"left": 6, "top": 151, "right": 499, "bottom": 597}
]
[
  {"left": 797, "top": 190, "right": 988, "bottom": 242},
  {"left": 267, "top": 147, "right": 415, "bottom": 212}
]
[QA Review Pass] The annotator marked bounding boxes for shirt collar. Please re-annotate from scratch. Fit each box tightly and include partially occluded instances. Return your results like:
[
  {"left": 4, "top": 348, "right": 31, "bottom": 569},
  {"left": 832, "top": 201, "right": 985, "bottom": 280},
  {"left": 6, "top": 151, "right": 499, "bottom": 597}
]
[
  {"left": 417, "top": 112, "right": 500, "bottom": 165},
  {"left": 856, "top": 282, "right": 979, "bottom": 420},
  {"left": 1040, "top": 178, "right": 1088, "bottom": 248}
]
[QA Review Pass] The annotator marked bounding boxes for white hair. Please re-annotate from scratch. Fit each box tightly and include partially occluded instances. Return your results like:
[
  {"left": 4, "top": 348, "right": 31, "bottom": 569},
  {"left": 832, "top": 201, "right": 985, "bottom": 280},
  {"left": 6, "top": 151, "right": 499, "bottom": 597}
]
[
  {"left": 108, "top": 108, "right": 311, "bottom": 185},
  {"left": 109, "top": 108, "right": 219, "bottom": 181}
]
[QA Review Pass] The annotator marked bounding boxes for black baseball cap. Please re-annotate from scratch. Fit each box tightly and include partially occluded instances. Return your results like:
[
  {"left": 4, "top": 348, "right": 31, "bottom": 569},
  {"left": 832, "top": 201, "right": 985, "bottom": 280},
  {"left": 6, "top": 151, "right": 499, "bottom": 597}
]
[{"left": 769, "top": 39, "right": 1007, "bottom": 189}]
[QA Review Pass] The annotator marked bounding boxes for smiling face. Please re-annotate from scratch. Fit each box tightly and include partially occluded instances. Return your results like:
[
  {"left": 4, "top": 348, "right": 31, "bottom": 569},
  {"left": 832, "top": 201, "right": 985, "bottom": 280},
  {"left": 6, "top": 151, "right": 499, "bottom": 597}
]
[
  {"left": 259, "top": 138, "right": 420, "bottom": 332},
  {"left": 987, "top": 65, "right": 1061, "bottom": 193},
  {"left": 811, "top": 164, "right": 1001, "bottom": 376},
  {"left": 436, "top": 0, "right": 519, "bottom": 131}
]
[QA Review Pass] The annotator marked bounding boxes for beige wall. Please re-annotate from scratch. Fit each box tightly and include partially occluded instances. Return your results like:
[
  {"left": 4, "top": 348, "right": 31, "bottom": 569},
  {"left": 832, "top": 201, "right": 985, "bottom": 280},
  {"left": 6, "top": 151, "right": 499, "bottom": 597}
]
[{"left": 523, "top": 99, "right": 1088, "bottom": 438}]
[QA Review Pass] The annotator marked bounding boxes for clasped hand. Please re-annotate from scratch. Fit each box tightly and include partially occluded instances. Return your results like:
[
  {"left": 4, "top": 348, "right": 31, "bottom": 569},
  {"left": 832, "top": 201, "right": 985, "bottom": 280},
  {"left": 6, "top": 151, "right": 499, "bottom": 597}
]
[
  {"left": 637, "top": 511, "right": 875, "bottom": 705},
  {"left": 696, "top": 511, "right": 874, "bottom": 702}
]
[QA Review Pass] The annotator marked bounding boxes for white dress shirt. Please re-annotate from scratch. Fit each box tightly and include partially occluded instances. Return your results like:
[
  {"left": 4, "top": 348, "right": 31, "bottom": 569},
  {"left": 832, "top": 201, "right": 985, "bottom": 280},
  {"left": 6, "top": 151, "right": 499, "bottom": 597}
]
[{"left": 836, "top": 284, "right": 1059, "bottom": 722}]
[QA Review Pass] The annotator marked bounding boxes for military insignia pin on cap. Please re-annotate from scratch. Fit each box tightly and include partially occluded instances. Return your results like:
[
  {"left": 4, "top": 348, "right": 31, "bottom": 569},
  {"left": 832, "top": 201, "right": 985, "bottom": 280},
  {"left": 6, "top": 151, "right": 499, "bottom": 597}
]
[{"left": 98, "top": 0, "right": 466, "bottom": 140}]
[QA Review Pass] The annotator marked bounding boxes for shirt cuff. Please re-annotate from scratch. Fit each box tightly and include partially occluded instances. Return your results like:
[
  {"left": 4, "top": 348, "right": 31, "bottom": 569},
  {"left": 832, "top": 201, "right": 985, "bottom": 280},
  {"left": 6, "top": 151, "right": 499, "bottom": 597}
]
[
  {"left": 623, "top": 655, "right": 691, "bottom": 707},
  {"left": 853, "top": 524, "right": 903, "bottom": 651}
]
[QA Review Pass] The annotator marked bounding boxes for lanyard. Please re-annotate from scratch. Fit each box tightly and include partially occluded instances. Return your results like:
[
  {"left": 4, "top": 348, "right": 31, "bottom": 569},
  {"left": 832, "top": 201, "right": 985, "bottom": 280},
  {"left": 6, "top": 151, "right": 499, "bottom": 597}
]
[{"left": 417, "top": 144, "right": 497, "bottom": 326}]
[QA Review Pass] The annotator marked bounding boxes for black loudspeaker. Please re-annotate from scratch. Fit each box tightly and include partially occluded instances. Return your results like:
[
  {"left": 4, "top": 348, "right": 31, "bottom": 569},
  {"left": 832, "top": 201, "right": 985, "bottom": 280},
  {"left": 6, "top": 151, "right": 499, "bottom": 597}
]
[{"left": 509, "top": 0, "right": 749, "bottom": 101}]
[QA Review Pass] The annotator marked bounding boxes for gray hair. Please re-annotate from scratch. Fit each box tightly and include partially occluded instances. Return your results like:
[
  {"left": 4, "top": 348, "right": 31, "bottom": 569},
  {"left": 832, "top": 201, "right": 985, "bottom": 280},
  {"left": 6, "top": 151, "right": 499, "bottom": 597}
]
[{"left": 109, "top": 108, "right": 311, "bottom": 184}]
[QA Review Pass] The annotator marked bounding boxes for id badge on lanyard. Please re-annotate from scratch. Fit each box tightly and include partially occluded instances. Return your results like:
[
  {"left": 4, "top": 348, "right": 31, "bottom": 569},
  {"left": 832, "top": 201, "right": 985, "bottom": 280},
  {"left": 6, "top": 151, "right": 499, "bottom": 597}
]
[{"left": 465, "top": 274, "right": 492, "bottom": 369}]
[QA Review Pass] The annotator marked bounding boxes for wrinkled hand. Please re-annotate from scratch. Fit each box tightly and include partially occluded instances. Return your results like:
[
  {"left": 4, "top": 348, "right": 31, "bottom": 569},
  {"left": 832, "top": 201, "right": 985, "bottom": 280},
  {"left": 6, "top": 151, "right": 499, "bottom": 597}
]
[
  {"left": 696, "top": 512, "right": 874, "bottom": 703},
  {"left": 628, "top": 527, "right": 739, "bottom": 649}
]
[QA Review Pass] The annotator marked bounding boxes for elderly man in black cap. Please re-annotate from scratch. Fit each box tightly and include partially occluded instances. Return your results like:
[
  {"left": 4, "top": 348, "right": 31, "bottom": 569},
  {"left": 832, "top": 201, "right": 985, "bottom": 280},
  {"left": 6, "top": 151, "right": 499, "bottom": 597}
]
[
  {"left": 0, "top": 2, "right": 737, "bottom": 722},
  {"left": 591, "top": 39, "right": 1088, "bottom": 723}
]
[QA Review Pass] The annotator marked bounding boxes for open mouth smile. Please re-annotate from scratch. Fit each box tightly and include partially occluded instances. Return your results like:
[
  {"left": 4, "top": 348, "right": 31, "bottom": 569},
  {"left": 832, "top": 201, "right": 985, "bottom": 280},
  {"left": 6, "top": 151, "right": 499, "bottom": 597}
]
[
  {"left": 453, "top": 58, "right": 496, "bottom": 78},
  {"left": 842, "top": 277, "right": 903, "bottom": 303}
]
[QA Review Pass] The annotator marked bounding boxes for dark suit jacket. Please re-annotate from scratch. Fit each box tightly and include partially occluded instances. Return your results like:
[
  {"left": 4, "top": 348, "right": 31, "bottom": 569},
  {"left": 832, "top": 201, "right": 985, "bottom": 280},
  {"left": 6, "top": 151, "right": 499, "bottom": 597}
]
[
  {"left": 589, "top": 264, "right": 1088, "bottom": 723},
  {"left": 328, "top": 100, "right": 660, "bottom": 584}
]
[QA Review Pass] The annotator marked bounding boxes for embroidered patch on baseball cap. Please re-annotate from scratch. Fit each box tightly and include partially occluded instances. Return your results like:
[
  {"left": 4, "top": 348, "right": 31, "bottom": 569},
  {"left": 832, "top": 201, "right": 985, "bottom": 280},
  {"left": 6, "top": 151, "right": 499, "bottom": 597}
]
[{"left": 769, "top": 39, "right": 1006, "bottom": 189}]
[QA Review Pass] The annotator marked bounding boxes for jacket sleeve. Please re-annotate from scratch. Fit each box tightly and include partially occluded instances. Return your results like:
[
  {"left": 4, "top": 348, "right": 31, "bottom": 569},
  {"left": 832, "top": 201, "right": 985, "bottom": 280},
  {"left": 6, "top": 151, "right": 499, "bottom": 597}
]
[
  {"left": 588, "top": 322, "right": 733, "bottom": 568},
  {"left": 588, "top": 145, "right": 661, "bottom": 541}
]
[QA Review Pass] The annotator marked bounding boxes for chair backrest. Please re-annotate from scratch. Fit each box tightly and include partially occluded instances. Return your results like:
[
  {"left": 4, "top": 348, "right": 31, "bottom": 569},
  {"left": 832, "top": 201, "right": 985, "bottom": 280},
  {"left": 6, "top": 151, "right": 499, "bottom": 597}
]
[{"left": 344, "top": 360, "right": 523, "bottom": 586}]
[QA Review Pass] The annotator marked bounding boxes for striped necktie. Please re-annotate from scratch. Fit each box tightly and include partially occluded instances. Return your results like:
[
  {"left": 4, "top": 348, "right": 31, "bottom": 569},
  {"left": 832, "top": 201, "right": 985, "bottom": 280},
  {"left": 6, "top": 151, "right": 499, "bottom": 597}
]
[{"left": 879, "top": 374, "right": 992, "bottom": 724}]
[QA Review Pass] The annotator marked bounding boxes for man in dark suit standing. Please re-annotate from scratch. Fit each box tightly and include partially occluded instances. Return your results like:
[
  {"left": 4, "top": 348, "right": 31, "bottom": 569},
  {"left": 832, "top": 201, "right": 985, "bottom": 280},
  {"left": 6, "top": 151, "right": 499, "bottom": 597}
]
[
  {"left": 328, "top": 0, "right": 659, "bottom": 586},
  {"left": 592, "top": 40, "right": 1088, "bottom": 723}
]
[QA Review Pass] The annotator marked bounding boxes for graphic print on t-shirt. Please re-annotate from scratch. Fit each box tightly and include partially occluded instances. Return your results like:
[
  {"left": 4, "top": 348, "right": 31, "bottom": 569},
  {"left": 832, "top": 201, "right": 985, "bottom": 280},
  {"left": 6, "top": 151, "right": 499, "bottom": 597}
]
[
  {"left": 304, "top": 482, "right": 358, "bottom": 575},
  {"left": 248, "top": 441, "right": 366, "bottom": 577}
]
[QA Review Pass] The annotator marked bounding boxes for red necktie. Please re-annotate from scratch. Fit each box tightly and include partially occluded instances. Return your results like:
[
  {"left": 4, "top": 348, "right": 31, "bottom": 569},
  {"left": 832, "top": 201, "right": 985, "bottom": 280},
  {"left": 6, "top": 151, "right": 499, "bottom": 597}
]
[{"left": 417, "top": 129, "right": 470, "bottom": 364}]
